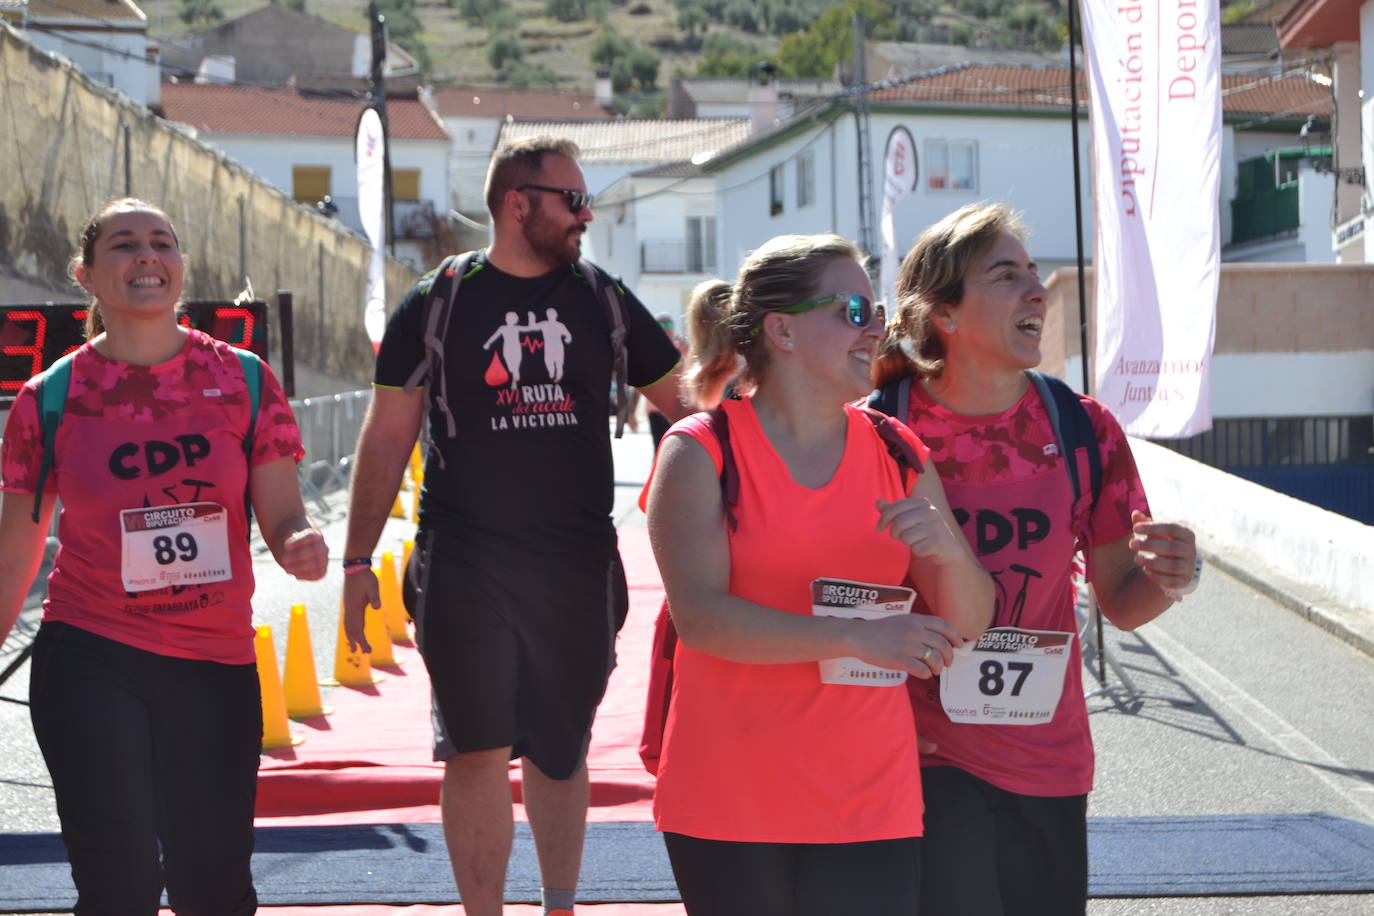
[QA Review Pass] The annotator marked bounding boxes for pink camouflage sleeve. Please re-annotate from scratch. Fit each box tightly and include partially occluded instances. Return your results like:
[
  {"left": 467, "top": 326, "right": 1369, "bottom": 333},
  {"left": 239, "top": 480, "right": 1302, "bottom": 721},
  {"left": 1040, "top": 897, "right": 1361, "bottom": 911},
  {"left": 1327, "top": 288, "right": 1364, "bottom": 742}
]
[
  {"left": 250, "top": 361, "right": 305, "bottom": 466},
  {"left": 0, "top": 384, "right": 43, "bottom": 493}
]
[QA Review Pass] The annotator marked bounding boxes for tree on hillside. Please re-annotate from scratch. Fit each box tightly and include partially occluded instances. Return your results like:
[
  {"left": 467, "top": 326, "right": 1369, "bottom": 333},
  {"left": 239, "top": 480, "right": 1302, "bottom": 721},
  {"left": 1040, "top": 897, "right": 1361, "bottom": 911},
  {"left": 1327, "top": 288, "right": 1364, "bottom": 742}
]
[
  {"left": 775, "top": 0, "right": 892, "bottom": 79},
  {"left": 456, "top": 0, "right": 509, "bottom": 25},
  {"left": 506, "top": 60, "right": 561, "bottom": 88},
  {"left": 677, "top": 4, "right": 709, "bottom": 39},
  {"left": 693, "top": 31, "right": 764, "bottom": 77},
  {"left": 489, "top": 30, "right": 524, "bottom": 68},
  {"left": 590, "top": 27, "right": 636, "bottom": 67},
  {"left": 269, "top": 0, "right": 306, "bottom": 12},
  {"left": 546, "top": 0, "right": 588, "bottom": 22},
  {"left": 179, "top": 0, "right": 225, "bottom": 25}
]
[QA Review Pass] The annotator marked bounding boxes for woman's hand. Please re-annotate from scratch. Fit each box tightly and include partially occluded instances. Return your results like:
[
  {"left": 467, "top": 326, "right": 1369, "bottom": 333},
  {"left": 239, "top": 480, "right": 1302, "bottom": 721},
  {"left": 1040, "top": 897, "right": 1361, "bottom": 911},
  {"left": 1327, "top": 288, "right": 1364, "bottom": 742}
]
[
  {"left": 277, "top": 526, "right": 328, "bottom": 581},
  {"left": 876, "top": 497, "right": 968, "bottom": 567},
  {"left": 847, "top": 611, "right": 966, "bottom": 679},
  {"left": 1128, "top": 510, "right": 1198, "bottom": 598}
]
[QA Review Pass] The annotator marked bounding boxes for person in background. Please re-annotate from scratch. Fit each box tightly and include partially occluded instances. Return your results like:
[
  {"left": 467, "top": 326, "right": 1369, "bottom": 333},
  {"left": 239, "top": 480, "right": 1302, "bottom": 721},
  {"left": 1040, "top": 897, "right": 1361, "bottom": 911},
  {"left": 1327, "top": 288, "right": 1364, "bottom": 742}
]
[
  {"left": 873, "top": 202, "right": 1200, "bottom": 915},
  {"left": 0, "top": 197, "right": 327, "bottom": 914},
  {"left": 646, "top": 233, "right": 993, "bottom": 914}
]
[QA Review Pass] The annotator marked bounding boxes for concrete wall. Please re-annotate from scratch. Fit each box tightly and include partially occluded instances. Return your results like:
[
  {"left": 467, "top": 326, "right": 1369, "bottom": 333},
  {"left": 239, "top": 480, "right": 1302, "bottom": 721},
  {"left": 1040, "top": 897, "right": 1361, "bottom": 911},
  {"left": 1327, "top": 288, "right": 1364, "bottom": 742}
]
[
  {"left": 1133, "top": 437, "right": 1373, "bottom": 617},
  {"left": 1043, "top": 262, "right": 1374, "bottom": 417},
  {"left": 0, "top": 23, "right": 418, "bottom": 386}
]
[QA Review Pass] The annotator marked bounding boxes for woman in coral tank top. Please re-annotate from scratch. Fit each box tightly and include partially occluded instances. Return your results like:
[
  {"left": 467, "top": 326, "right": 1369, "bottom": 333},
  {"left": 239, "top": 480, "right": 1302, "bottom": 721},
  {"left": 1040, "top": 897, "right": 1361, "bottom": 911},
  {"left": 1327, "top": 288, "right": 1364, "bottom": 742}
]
[{"left": 644, "top": 234, "right": 994, "bottom": 914}]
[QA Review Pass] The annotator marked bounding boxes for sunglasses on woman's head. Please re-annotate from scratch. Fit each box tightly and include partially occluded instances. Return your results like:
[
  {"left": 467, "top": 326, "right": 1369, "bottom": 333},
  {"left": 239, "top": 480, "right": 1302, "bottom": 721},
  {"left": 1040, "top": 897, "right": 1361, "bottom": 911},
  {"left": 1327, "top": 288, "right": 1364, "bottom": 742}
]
[
  {"left": 517, "top": 184, "right": 594, "bottom": 214},
  {"left": 777, "top": 293, "right": 886, "bottom": 329}
]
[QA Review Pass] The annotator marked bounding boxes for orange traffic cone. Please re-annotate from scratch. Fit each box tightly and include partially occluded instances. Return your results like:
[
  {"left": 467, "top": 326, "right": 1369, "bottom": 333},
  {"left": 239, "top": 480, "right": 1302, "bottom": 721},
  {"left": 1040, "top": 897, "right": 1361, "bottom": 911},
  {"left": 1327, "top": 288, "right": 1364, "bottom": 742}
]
[
  {"left": 379, "top": 552, "right": 409, "bottom": 642},
  {"left": 324, "top": 598, "right": 384, "bottom": 687},
  {"left": 256, "top": 625, "right": 302, "bottom": 749},
  {"left": 283, "top": 604, "right": 332, "bottom": 718}
]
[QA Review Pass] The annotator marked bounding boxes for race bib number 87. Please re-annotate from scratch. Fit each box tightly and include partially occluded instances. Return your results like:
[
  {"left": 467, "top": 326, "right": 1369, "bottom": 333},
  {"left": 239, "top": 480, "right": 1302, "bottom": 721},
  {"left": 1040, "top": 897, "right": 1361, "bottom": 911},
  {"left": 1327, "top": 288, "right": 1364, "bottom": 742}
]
[
  {"left": 939, "top": 627, "right": 1073, "bottom": 725},
  {"left": 120, "top": 502, "right": 232, "bottom": 593}
]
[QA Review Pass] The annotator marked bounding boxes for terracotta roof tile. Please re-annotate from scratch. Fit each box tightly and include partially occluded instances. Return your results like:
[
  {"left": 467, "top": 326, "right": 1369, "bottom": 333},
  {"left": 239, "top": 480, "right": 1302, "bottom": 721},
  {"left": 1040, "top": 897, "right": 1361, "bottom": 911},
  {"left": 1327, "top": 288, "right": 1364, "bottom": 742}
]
[
  {"left": 865, "top": 63, "right": 1331, "bottom": 119},
  {"left": 431, "top": 86, "right": 613, "bottom": 120},
  {"left": 159, "top": 82, "right": 450, "bottom": 141},
  {"left": 496, "top": 119, "right": 751, "bottom": 164}
]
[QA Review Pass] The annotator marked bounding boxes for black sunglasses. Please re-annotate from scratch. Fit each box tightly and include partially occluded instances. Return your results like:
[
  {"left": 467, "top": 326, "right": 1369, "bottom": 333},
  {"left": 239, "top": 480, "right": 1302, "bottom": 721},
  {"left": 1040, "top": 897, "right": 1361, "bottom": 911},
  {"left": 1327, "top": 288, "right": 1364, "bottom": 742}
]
[{"left": 517, "top": 184, "right": 594, "bottom": 214}]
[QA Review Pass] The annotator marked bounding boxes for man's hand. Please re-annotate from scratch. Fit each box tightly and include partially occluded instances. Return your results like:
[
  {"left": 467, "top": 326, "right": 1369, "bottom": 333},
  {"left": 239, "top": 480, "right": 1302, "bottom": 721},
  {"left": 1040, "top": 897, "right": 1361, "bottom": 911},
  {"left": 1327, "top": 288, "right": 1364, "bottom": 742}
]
[
  {"left": 342, "top": 569, "right": 379, "bottom": 654},
  {"left": 278, "top": 527, "right": 329, "bottom": 581}
]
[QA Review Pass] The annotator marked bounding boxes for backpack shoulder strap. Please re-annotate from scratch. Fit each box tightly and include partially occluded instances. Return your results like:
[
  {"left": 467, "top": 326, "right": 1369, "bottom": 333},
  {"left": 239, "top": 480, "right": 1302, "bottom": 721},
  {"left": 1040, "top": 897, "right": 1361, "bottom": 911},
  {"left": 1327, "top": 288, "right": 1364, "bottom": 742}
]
[
  {"left": 855, "top": 404, "right": 925, "bottom": 488},
  {"left": 578, "top": 258, "right": 630, "bottom": 439},
  {"left": 30, "top": 351, "right": 77, "bottom": 523},
  {"left": 232, "top": 348, "right": 263, "bottom": 459},
  {"left": 404, "top": 251, "right": 481, "bottom": 465},
  {"left": 1026, "top": 370, "right": 1101, "bottom": 507},
  {"left": 700, "top": 407, "right": 740, "bottom": 533},
  {"left": 866, "top": 375, "right": 912, "bottom": 425},
  {"left": 231, "top": 347, "right": 264, "bottom": 532}
]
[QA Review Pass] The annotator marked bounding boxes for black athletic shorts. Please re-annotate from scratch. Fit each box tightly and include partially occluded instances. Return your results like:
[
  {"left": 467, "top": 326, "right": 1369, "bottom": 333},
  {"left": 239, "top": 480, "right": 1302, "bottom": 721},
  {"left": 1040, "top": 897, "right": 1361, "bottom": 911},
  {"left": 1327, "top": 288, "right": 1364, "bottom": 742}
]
[{"left": 403, "top": 527, "right": 629, "bottom": 780}]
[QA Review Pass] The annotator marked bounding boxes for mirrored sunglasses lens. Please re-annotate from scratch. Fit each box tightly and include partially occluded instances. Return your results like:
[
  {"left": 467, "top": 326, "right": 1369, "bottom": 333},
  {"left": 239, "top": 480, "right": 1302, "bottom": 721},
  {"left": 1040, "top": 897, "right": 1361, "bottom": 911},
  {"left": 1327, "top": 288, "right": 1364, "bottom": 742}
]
[
  {"left": 847, "top": 295, "right": 870, "bottom": 327},
  {"left": 569, "top": 191, "right": 591, "bottom": 212}
]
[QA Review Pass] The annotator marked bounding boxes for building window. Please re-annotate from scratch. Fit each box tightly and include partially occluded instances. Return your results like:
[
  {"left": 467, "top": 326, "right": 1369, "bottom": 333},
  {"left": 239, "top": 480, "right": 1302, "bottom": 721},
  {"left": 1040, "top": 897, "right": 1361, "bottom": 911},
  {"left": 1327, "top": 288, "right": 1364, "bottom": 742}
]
[
  {"left": 927, "top": 140, "right": 977, "bottom": 191},
  {"left": 796, "top": 151, "right": 817, "bottom": 208},
  {"left": 392, "top": 168, "right": 421, "bottom": 201},
  {"left": 769, "top": 164, "right": 785, "bottom": 216},
  {"left": 686, "top": 216, "right": 717, "bottom": 273},
  {"left": 292, "top": 165, "right": 331, "bottom": 204}
]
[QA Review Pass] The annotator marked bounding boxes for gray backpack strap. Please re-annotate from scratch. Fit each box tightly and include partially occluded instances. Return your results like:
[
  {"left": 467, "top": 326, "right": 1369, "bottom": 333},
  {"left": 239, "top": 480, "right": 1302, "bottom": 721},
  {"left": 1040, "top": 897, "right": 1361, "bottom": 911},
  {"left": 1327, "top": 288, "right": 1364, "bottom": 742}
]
[
  {"left": 405, "top": 251, "right": 480, "bottom": 465},
  {"left": 578, "top": 258, "right": 630, "bottom": 439}
]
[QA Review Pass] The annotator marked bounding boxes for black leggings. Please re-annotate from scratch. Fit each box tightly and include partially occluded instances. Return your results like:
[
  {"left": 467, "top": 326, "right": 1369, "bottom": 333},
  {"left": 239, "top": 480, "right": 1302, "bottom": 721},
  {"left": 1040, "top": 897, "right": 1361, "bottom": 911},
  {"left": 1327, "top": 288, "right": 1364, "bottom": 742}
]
[
  {"left": 919, "top": 765, "right": 1089, "bottom": 916},
  {"left": 29, "top": 621, "right": 261, "bottom": 915},
  {"left": 662, "top": 831, "right": 920, "bottom": 915}
]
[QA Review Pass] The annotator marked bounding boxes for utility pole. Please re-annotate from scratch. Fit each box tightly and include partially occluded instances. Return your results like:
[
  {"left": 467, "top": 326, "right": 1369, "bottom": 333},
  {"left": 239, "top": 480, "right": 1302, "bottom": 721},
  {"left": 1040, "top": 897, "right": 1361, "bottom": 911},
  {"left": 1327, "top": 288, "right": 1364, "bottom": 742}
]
[
  {"left": 367, "top": 1, "right": 395, "bottom": 256},
  {"left": 851, "top": 15, "right": 876, "bottom": 267}
]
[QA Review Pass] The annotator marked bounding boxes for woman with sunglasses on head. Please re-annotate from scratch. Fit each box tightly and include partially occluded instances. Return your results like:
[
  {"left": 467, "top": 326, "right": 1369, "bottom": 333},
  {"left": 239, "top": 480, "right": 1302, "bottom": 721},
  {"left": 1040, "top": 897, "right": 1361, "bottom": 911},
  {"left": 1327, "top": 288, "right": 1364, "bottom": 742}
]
[
  {"left": 873, "top": 203, "right": 1198, "bottom": 916},
  {"left": 0, "top": 198, "right": 328, "bottom": 914},
  {"left": 645, "top": 233, "right": 993, "bottom": 915}
]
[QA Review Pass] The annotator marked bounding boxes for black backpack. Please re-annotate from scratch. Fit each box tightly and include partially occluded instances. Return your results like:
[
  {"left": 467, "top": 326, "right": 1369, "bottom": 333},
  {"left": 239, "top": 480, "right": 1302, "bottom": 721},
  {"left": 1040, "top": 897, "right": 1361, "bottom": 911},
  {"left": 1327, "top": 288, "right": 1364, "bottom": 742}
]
[{"left": 867, "top": 370, "right": 1102, "bottom": 508}]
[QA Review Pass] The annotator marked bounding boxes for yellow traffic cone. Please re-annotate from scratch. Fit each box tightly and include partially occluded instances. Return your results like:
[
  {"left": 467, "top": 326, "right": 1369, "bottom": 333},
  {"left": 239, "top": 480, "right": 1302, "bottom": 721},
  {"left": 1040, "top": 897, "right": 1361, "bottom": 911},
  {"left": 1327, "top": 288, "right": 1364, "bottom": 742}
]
[
  {"left": 410, "top": 482, "right": 421, "bottom": 523},
  {"left": 256, "top": 626, "right": 302, "bottom": 749},
  {"left": 409, "top": 443, "right": 424, "bottom": 484},
  {"left": 323, "top": 599, "right": 384, "bottom": 687},
  {"left": 390, "top": 490, "right": 407, "bottom": 518},
  {"left": 283, "top": 604, "right": 332, "bottom": 718},
  {"left": 364, "top": 582, "right": 398, "bottom": 666},
  {"left": 379, "top": 552, "right": 409, "bottom": 642}
]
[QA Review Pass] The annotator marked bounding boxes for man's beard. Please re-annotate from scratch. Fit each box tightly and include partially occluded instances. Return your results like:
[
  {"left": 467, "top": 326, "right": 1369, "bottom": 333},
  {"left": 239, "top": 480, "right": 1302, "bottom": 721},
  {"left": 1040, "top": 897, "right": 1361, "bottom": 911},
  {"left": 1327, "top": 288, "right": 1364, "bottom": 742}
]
[{"left": 522, "top": 200, "right": 582, "bottom": 265}]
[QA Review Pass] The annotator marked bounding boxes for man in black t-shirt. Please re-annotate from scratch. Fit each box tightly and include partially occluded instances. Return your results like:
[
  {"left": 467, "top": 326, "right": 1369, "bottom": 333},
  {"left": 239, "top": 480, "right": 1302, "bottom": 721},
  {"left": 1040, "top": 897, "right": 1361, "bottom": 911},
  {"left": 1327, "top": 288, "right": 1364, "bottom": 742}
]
[{"left": 341, "top": 136, "right": 687, "bottom": 916}]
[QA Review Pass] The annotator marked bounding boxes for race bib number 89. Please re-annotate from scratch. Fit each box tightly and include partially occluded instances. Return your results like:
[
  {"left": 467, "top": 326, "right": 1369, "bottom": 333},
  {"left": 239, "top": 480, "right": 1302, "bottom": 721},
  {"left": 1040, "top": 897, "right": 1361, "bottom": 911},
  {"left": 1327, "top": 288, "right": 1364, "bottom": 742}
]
[
  {"left": 939, "top": 627, "right": 1073, "bottom": 725},
  {"left": 120, "top": 502, "right": 232, "bottom": 593}
]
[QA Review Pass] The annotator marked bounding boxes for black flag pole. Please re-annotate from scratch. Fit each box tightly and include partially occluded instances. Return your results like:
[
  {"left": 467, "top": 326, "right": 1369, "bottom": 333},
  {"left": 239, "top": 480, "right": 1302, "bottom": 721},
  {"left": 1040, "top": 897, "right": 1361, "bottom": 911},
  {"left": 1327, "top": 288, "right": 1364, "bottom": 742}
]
[{"left": 1064, "top": 0, "right": 1106, "bottom": 687}]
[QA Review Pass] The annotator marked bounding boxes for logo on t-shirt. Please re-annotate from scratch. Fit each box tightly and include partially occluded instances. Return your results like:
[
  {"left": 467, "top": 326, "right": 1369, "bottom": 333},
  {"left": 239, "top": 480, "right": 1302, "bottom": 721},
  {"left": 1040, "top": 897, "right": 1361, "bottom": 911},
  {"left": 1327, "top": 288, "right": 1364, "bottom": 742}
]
[{"left": 481, "top": 309, "right": 578, "bottom": 431}]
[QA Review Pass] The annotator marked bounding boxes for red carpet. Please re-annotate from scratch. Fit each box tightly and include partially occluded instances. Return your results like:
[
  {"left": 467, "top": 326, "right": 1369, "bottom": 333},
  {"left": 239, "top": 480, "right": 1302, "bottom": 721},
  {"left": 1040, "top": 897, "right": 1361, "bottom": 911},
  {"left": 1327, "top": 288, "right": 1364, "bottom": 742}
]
[
  {"left": 248, "top": 908, "right": 684, "bottom": 915},
  {"left": 255, "top": 524, "right": 664, "bottom": 828}
]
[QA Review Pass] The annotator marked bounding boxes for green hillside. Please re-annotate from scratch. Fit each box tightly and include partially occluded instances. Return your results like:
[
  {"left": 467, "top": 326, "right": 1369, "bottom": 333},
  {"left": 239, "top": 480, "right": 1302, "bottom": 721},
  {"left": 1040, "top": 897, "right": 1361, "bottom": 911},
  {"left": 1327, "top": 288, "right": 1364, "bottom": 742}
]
[{"left": 158, "top": 0, "right": 1255, "bottom": 112}]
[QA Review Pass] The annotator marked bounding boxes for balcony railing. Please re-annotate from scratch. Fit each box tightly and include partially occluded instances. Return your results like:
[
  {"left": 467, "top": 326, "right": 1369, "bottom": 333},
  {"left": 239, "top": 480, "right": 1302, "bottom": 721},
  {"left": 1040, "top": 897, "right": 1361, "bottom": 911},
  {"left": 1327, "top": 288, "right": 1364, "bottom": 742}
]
[{"left": 641, "top": 239, "right": 716, "bottom": 274}]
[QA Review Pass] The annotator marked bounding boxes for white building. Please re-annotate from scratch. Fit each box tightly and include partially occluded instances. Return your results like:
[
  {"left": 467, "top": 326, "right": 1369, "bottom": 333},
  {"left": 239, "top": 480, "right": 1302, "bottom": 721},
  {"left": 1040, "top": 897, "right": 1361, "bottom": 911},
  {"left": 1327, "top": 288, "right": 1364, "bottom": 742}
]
[
  {"left": 1278, "top": 0, "right": 1374, "bottom": 263},
  {"left": 160, "top": 82, "right": 451, "bottom": 270},
  {"left": 697, "top": 63, "right": 1335, "bottom": 290},
  {"left": 428, "top": 86, "right": 615, "bottom": 245},
  {"left": 494, "top": 118, "right": 751, "bottom": 321},
  {"left": 4, "top": 0, "right": 158, "bottom": 106}
]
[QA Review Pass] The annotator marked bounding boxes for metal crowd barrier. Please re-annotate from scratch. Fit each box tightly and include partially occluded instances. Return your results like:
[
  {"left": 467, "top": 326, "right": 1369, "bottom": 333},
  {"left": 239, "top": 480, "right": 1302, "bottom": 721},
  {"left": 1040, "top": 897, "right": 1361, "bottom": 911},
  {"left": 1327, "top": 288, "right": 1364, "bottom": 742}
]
[{"left": 289, "top": 389, "right": 372, "bottom": 515}]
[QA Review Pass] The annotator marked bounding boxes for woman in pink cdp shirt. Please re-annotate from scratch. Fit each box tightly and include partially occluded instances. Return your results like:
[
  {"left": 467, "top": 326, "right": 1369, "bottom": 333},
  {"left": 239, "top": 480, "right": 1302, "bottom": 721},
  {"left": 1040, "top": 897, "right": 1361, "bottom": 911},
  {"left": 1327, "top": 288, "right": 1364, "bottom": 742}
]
[
  {"left": 874, "top": 202, "right": 1200, "bottom": 916},
  {"left": 0, "top": 199, "right": 328, "bottom": 913}
]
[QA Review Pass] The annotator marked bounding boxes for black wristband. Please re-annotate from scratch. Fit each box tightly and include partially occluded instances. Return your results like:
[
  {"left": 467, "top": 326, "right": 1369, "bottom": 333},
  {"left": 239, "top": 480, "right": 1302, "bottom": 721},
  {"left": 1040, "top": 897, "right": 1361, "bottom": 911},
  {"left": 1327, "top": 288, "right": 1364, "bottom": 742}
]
[{"left": 342, "top": 556, "right": 373, "bottom": 570}]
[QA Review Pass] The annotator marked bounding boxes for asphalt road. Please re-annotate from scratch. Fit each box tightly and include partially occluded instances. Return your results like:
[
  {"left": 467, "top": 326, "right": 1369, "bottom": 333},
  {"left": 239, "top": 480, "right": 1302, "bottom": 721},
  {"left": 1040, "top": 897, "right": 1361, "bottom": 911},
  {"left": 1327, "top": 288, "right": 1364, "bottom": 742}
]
[{"left": 2, "top": 424, "right": 1372, "bottom": 914}]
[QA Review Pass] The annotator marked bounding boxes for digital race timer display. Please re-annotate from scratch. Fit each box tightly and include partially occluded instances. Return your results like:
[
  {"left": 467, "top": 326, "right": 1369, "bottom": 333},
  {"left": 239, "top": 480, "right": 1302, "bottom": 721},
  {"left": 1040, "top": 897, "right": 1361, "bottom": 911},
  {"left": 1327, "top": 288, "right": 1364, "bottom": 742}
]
[{"left": 0, "top": 301, "right": 269, "bottom": 400}]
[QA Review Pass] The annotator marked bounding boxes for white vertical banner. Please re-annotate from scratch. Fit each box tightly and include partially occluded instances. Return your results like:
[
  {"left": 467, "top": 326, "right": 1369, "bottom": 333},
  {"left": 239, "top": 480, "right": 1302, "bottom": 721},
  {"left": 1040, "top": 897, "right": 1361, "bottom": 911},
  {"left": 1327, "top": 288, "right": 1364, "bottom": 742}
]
[
  {"left": 355, "top": 106, "right": 387, "bottom": 353},
  {"left": 1081, "top": 0, "right": 1221, "bottom": 437},
  {"left": 881, "top": 126, "right": 917, "bottom": 308}
]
